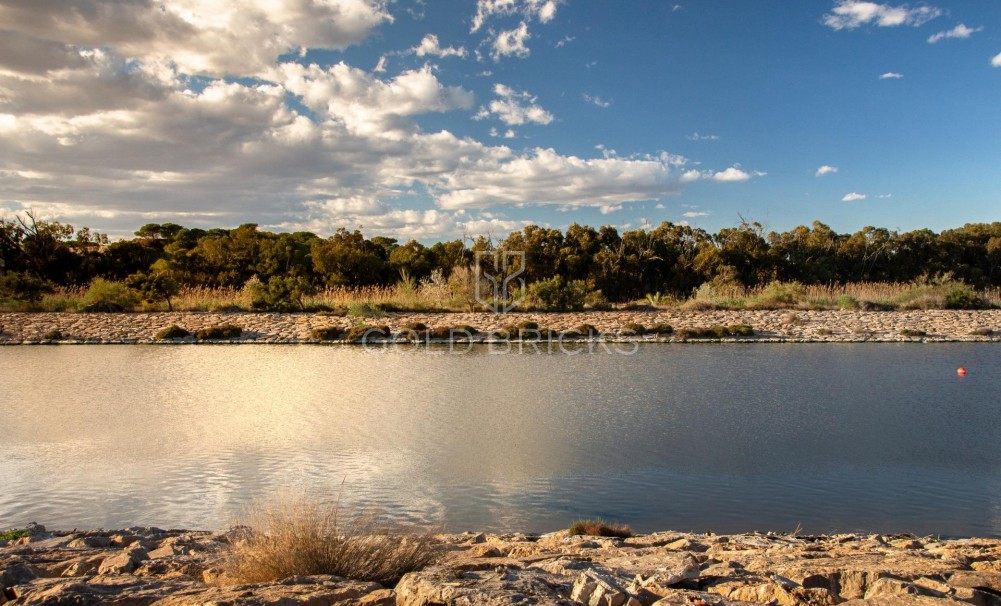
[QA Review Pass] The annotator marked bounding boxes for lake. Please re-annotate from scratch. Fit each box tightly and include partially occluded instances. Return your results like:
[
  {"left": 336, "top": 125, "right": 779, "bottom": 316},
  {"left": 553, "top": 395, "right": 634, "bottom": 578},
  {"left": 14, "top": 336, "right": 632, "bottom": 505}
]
[{"left": 1, "top": 343, "right": 999, "bottom": 536}]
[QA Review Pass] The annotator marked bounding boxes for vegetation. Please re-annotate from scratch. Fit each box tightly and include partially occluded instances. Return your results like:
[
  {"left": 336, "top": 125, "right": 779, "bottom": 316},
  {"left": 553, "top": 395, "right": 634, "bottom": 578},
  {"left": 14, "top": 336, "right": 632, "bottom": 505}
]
[
  {"left": 2, "top": 213, "right": 1001, "bottom": 312},
  {"left": 621, "top": 322, "right": 647, "bottom": 336},
  {"left": 224, "top": 493, "right": 442, "bottom": 586},
  {"left": 567, "top": 518, "right": 633, "bottom": 539},
  {"left": 344, "top": 325, "right": 390, "bottom": 342},
  {"left": 42, "top": 329, "right": 63, "bottom": 340},
  {"left": 195, "top": 324, "right": 243, "bottom": 340},
  {"left": 310, "top": 326, "right": 345, "bottom": 341},
  {"left": 155, "top": 325, "right": 190, "bottom": 340},
  {"left": 0, "top": 529, "right": 29, "bottom": 542},
  {"left": 677, "top": 325, "right": 755, "bottom": 339},
  {"left": 899, "top": 328, "right": 928, "bottom": 337}
]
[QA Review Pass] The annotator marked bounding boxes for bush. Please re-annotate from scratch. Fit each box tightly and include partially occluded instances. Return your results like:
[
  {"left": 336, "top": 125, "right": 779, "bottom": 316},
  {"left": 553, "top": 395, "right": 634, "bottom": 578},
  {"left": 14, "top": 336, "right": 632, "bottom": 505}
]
[
  {"left": 748, "top": 281, "right": 807, "bottom": 309},
  {"left": 0, "top": 529, "right": 30, "bottom": 542},
  {"left": 575, "top": 323, "right": 599, "bottom": 337},
  {"left": 125, "top": 272, "right": 179, "bottom": 311},
  {"left": 42, "top": 329, "right": 63, "bottom": 340},
  {"left": 83, "top": 278, "right": 138, "bottom": 310},
  {"left": 517, "top": 320, "right": 539, "bottom": 330},
  {"left": 156, "top": 325, "right": 190, "bottom": 340},
  {"left": 585, "top": 290, "right": 612, "bottom": 311},
  {"left": 224, "top": 492, "right": 442, "bottom": 586},
  {"left": 345, "top": 325, "right": 390, "bottom": 342},
  {"left": 250, "top": 275, "right": 317, "bottom": 312},
  {"left": 311, "top": 326, "right": 344, "bottom": 340},
  {"left": 0, "top": 272, "right": 53, "bottom": 304},
  {"left": 648, "top": 323, "right": 674, "bottom": 335},
  {"left": 899, "top": 328, "right": 927, "bottom": 337},
  {"left": 567, "top": 518, "right": 633, "bottom": 539},
  {"left": 944, "top": 286, "right": 984, "bottom": 310},
  {"left": 970, "top": 327, "right": 994, "bottom": 336},
  {"left": 318, "top": 307, "right": 349, "bottom": 317},
  {"left": 196, "top": 324, "right": 242, "bottom": 340},
  {"left": 347, "top": 301, "right": 386, "bottom": 318},
  {"left": 621, "top": 322, "right": 647, "bottom": 336},
  {"left": 525, "top": 277, "right": 588, "bottom": 311},
  {"left": 677, "top": 325, "right": 754, "bottom": 339}
]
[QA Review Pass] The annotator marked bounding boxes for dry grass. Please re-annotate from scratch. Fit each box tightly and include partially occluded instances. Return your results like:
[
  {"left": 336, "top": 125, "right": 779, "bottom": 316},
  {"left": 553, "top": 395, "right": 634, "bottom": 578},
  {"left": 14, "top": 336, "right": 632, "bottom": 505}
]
[
  {"left": 567, "top": 518, "right": 633, "bottom": 538},
  {"left": 223, "top": 492, "right": 442, "bottom": 587}
]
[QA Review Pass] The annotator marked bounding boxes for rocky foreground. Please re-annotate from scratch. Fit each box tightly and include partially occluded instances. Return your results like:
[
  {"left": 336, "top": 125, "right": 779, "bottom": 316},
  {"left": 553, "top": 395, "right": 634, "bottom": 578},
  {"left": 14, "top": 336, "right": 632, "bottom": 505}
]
[
  {"left": 3, "top": 525, "right": 1001, "bottom": 605},
  {"left": 1, "top": 309, "right": 1000, "bottom": 344}
]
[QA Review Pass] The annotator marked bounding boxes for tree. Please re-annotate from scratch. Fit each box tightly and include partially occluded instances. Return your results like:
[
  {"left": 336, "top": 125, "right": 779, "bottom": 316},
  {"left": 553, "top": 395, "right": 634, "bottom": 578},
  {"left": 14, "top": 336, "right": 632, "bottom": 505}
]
[{"left": 125, "top": 271, "right": 180, "bottom": 311}]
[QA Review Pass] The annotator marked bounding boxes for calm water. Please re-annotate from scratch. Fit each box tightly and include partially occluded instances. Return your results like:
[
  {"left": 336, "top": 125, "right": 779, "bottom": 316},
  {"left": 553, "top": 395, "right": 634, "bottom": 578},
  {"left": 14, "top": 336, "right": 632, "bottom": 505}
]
[{"left": 1, "top": 344, "right": 1000, "bottom": 536}]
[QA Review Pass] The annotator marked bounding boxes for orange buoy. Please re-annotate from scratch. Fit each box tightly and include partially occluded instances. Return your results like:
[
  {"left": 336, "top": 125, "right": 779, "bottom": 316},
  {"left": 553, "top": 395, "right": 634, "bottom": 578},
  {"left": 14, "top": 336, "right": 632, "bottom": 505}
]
[{"left": 957, "top": 367, "right": 967, "bottom": 376}]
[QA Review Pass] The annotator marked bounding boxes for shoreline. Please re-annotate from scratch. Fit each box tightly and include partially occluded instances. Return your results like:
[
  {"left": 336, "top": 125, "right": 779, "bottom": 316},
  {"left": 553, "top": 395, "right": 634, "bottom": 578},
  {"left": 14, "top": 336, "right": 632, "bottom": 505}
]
[
  {"left": 3, "top": 525, "right": 1000, "bottom": 605},
  {"left": 0, "top": 309, "right": 999, "bottom": 345}
]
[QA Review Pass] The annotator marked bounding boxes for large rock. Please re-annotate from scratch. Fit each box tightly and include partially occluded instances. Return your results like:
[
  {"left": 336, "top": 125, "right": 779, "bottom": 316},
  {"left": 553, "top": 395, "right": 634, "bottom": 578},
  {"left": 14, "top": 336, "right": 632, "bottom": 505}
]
[
  {"left": 570, "top": 569, "right": 641, "bottom": 606},
  {"left": 98, "top": 547, "right": 150, "bottom": 575},
  {"left": 395, "top": 566, "right": 574, "bottom": 605}
]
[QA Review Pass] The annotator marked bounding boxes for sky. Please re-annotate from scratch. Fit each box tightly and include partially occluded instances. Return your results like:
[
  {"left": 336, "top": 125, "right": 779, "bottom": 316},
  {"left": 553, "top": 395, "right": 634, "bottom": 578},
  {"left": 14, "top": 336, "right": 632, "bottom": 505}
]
[{"left": 0, "top": 0, "right": 999, "bottom": 241}]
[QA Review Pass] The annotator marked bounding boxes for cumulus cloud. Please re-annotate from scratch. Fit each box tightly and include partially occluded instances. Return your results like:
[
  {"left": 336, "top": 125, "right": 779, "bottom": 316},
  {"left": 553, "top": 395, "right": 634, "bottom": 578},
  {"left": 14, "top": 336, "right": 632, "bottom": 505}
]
[
  {"left": 471, "top": 0, "right": 559, "bottom": 32},
  {"left": 475, "top": 84, "right": 553, "bottom": 126},
  {"left": 842, "top": 192, "right": 867, "bottom": 201},
  {"left": 682, "top": 211, "right": 710, "bottom": 218},
  {"left": 412, "top": 34, "right": 467, "bottom": 58},
  {"left": 712, "top": 166, "right": 754, "bottom": 182},
  {"left": 491, "top": 22, "right": 531, "bottom": 60},
  {"left": 823, "top": 1, "right": 941, "bottom": 31},
  {"left": 927, "top": 23, "right": 983, "bottom": 43},
  {"left": 0, "top": 0, "right": 393, "bottom": 77},
  {"left": 816, "top": 165, "right": 838, "bottom": 176},
  {"left": 879, "top": 72, "right": 904, "bottom": 79},
  {"left": 992, "top": 52, "right": 1001, "bottom": 67}
]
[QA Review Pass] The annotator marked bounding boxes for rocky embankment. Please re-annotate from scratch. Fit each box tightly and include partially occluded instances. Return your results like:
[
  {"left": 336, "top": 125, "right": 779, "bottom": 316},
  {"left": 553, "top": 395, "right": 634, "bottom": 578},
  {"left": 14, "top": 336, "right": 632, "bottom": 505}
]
[
  {"left": 0, "top": 310, "right": 1000, "bottom": 344},
  {"left": 3, "top": 524, "right": 1001, "bottom": 605}
]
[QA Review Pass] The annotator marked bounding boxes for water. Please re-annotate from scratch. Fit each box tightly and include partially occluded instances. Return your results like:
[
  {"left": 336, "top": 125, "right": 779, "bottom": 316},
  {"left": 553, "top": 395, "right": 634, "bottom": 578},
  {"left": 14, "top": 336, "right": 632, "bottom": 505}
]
[{"left": 1, "top": 343, "right": 1000, "bottom": 536}]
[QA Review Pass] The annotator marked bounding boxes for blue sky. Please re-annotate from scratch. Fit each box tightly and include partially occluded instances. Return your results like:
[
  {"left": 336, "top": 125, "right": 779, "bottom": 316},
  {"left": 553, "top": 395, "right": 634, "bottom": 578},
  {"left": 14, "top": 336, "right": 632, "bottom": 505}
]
[{"left": 0, "top": 0, "right": 999, "bottom": 240}]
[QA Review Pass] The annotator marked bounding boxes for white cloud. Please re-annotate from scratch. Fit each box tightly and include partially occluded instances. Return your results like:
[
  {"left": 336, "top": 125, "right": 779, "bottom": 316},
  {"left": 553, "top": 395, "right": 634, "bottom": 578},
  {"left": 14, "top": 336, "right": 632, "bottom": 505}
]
[
  {"left": 877, "top": 193, "right": 893, "bottom": 198},
  {"left": 712, "top": 166, "right": 752, "bottom": 182},
  {"left": 823, "top": 1, "right": 941, "bottom": 31},
  {"left": 655, "top": 203, "right": 666, "bottom": 209},
  {"left": 879, "top": 72, "right": 904, "bottom": 79},
  {"left": 816, "top": 165, "right": 838, "bottom": 176},
  {"left": 412, "top": 34, "right": 467, "bottom": 58},
  {"left": 491, "top": 22, "right": 531, "bottom": 60},
  {"left": 599, "top": 204, "right": 622, "bottom": 214},
  {"left": 682, "top": 211, "right": 710, "bottom": 218},
  {"left": 583, "top": 94, "right": 611, "bottom": 108},
  {"left": 471, "top": 0, "right": 560, "bottom": 32},
  {"left": 475, "top": 84, "right": 553, "bottom": 126},
  {"left": 842, "top": 192, "right": 867, "bottom": 201},
  {"left": 927, "top": 23, "right": 983, "bottom": 43},
  {"left": 687, "top": 132, "right": 719, "bottom": 141},
  {"left": 992, "top": 52, "right": 1001, "bottom": 67},
  {"left": 556, "top": 35, "right": 575, "bottom": 48},
  {"left": 0, "top": 0, "right": 393, "bottom": 77}
]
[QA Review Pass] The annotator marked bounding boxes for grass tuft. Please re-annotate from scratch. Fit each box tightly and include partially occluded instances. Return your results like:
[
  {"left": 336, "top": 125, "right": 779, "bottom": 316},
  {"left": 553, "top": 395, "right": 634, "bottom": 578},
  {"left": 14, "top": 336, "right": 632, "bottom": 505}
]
[
  {"left": 156, "top": 325, "right": 190, "bottom": 340},
  {"left": 196, "top": 324, "right": 242, "bottom": 340},
  {"left": 0, "top": 529, "right": 30, "bottom": 542},
  {"left": 224, "top": 493, "right": 442, "bottom": 587},
  {"left": 567, "top": 518, "right": 633, "bottom": 539}
]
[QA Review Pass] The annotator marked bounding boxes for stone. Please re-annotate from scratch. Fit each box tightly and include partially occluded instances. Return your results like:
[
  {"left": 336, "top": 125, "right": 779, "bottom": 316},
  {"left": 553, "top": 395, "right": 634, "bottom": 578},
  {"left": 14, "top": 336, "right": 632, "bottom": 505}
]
[
  {"left": 98, "top": 547, "right": 150, "bottom": 575},
  {"left": 69, "top": 536, "right": 113, "bottom": 549},
  {"left": 396, "top": 566, "right": 574, "bottom": 605},
  {"left": 571, "top": 569, "right": 640, "bottom": 606},
  {"left": 1, "top": 560, "right": 38, "bottom": 588}
]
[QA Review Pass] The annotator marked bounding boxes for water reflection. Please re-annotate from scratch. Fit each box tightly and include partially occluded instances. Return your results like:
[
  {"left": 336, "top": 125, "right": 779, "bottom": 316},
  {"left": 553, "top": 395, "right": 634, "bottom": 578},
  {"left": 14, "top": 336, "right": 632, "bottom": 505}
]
[{"left": 1, "top": 343, "right": 999, "bottom": 535}]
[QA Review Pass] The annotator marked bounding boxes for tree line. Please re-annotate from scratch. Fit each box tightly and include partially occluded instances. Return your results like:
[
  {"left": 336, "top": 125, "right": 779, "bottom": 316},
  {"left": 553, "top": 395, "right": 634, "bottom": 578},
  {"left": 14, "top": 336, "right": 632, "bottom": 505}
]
[{"left": 1, "top": 212, "right": 1000, "bottom": 306}]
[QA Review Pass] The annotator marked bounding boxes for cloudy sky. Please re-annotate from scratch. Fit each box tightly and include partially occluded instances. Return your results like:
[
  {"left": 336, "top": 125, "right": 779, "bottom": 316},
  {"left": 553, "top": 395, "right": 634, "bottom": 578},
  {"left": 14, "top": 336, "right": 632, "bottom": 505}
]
[{"left": 1, "top": 0, "right": 999, "bottom": 240}]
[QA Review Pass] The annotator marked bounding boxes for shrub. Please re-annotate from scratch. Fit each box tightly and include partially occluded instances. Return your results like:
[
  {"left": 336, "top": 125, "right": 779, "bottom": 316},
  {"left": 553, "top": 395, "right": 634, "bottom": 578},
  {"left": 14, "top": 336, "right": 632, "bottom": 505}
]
[
  {"left": 728, "top": 324, "right": 754, "bottom": 337},
  {"left": 970, "top": 327, "right": 994, "bottom": 336},
  {"left": 429, "top": 325, "right": 478, "bottom": 340},
  {"left": 899, "top": 328, "right": 927, "bottom": 337},
  {"left": 585, "top": 290, "right": 612, "bottom": 311},
  {"left": 0, "top": 272, "right": 53, "bottom": 304},
  {"left": 402, "top": 321, "right": 428, "bottom": 331},
  {"left": 83, "top": 278, "right": 138, "bottom": 310},
  {"left": 0, "top": 529, "right": 30, "bottom": 542},
  {"left": 517, "top": 320, "right": 539, "bottom": 330},
  {"left": 836, "top": 295, "right": 861, "bottom": 310},
  {"left": 621, "top": 322, "right": 647, "bottom": 336},
  {"left": 944, "top": 286, "right": 984, "bottom": 310},
  {"left": 156, "top": 325, "right": 190, "bottom": 340},
  {"left": 318, "top": 307, "right": 349, "bottom": 317},
  {"left": 348, "top": 301, "right": 386, "bottom": 318},
  {"left": 525, "top": 277, "right": 588, "bottom": 311},
  {"left": 345, "top": 325, "right": 390, "bottom": 342},
  {"left": 125, "top": 272, "right": 179, "bottom": 311},
  {"left": 196, "top": 324, "right": 242, "bottom": 340},
  {"left": 568, "top": 518, "right": 633, "bottom": 539},
  {"left": 648, "top": 323, "right": 674, "bottom": 335},
  {"left": 748, "top": 281, "right": 807, "bottom": 309},
  {"left": 575, "top": 323, "right": 599, "bottom": 337},
  {"left": 42, "top": 329, "right": 63, "bottom": 340},
  {"left": 224, "top": 493, "right": 442, "bottom": 586},
  {"left": 250, "top": 275, "right": 317, "bottom": 312},
  {"left": 677, "top": 325, "right": 754, "bottom": 339},
  {"left": 311, "top": 326, "right": 345, "bottom": 340}
]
